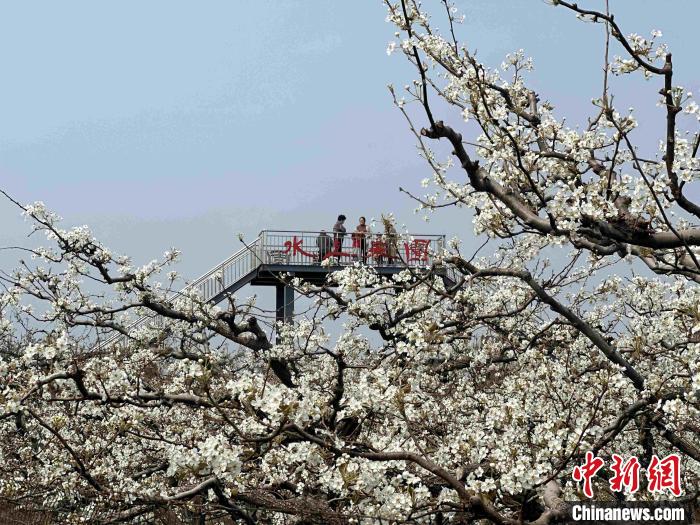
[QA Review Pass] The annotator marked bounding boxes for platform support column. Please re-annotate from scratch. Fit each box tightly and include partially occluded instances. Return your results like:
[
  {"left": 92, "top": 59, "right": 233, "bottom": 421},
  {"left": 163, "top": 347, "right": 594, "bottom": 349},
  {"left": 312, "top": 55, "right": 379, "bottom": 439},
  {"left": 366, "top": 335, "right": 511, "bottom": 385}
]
[{"left": 275, "top": 282, "right": 294, "bottom": 343}]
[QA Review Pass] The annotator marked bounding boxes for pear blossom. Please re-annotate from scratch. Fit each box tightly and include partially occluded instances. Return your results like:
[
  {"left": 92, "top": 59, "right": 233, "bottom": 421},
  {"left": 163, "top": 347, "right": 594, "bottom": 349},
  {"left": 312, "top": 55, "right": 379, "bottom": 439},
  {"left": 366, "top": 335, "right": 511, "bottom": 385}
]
[{"left": 2, "top": 1, "right": 700, "bottom": 523}]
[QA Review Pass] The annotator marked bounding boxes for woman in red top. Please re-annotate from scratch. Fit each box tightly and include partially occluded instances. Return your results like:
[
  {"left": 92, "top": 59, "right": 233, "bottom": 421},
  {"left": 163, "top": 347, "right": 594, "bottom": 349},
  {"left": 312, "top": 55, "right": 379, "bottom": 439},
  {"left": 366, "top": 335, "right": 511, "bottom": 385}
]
[{"left": 353, "top": 216, "right": 369, "bottom": 263}]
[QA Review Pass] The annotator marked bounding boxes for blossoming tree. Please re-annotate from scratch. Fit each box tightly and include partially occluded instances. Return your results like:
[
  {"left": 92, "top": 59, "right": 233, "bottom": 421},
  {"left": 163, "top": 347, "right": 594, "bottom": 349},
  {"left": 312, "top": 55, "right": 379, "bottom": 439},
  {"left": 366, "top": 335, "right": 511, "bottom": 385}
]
[{"left": 2, "top": 1, "right": 700, "bottom": 523}]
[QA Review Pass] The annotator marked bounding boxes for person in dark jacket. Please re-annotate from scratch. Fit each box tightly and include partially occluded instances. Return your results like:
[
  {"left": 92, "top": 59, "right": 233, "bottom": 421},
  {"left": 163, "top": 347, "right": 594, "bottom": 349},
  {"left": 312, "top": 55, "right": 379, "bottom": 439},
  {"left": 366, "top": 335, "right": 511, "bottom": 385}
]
[
  {"left": 333, "top": 214, "right": 347, "bottom": 254},
  {"left": 316, "top": 230, "right": 332, "bottom": 262}
]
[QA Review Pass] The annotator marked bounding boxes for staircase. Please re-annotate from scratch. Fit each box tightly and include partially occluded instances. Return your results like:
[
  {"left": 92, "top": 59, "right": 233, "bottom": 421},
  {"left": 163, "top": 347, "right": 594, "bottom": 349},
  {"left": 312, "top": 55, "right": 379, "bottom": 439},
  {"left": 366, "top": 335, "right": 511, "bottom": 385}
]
[{"left": 185, "top": 236, "right": 263, "bottom": 305}]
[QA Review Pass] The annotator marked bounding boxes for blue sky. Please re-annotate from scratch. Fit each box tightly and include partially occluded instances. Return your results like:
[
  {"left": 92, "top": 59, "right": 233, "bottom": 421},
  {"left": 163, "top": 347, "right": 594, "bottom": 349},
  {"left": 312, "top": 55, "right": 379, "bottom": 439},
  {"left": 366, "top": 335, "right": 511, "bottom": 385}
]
[{"left": 1, "top": 0, "right": 698, "bottom": 283}]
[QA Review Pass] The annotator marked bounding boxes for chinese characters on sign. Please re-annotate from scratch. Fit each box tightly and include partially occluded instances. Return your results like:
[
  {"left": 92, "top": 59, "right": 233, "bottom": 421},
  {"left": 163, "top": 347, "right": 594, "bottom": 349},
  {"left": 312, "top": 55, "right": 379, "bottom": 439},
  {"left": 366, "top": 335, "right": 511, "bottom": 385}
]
[
  {"left": 404, "top": 238, "right": 430, "bottom": 263},
  {"left": 368, "top": 240, "right": 387, "bottom": 259},
  {"left": 283, "top": 236, "right": 316, "bottom": 258},
  {"left": 572, "top": 452, "right": 681, "bottom": 498},
  {"left": 281, "top": 236, "right": 433, "bottom": 264}
]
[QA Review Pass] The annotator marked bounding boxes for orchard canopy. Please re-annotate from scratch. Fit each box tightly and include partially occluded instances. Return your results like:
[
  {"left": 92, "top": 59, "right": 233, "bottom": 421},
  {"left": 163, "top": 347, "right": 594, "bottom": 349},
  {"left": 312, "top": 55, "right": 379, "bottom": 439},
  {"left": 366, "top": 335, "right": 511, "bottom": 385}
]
[{"left": 2, "top": 1, "right": 700, "bottom": 523}]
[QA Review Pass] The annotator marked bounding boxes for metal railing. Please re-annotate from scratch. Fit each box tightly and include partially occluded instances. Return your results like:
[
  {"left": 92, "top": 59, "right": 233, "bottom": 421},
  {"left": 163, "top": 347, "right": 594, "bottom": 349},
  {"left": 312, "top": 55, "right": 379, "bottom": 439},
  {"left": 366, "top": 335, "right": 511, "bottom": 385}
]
[
  {"left": 259, "top": 230, "right": 445, "bottom": 268},
  {"left": 188, "top": 236, "right": 262, "bottom": 302}
]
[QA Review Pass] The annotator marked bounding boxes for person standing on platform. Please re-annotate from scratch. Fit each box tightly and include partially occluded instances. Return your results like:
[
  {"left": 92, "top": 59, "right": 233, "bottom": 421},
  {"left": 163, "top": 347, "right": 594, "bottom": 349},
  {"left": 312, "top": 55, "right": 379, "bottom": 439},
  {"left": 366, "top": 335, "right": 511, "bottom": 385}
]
[
  {"left": 383, "top": 216, "right": 399, "bottom": 265},
  {"left": 333, "top": 214, "right": 347, "bottom": 255},
  {"left": 316, "top": 230, "right": 331, "bottom": 262},
  {"left": 353, "top": 216, "right": 369, "bottom": 263}
]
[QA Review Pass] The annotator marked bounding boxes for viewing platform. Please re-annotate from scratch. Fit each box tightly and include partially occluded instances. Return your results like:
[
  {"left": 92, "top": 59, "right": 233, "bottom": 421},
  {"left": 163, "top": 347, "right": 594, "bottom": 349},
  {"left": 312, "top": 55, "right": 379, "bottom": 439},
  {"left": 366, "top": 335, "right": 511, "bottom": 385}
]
[
  {"left": 191, "top": 230, "right": 447, "bottom": 304},
  {"left": 250, "top": 229, "right": 446, "bottom": 284},
  {"left": 108, "top": 229, "right": 448, "bottom": 345},
  {"left": 196, "top": 229, "right": 448, "bottom": 328}
]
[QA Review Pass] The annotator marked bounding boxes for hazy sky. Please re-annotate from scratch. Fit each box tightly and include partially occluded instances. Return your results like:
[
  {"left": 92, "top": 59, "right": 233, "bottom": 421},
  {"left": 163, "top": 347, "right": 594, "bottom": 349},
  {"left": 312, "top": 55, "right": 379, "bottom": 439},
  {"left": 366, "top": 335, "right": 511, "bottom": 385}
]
[{"left": 1, "top": 0, "right": 698, "bottom": 285}]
